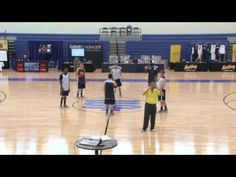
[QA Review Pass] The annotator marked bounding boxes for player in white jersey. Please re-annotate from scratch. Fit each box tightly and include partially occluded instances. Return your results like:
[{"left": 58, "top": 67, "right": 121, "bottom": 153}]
[
  {"left": 59, "top": 68, "right": 70, "bottom": 108},
  {"left": 157, "top": 70, "right": 168, "bottom": 112},
  {"left": 110, "top": 64, "right": 122, "bottom": 97}
]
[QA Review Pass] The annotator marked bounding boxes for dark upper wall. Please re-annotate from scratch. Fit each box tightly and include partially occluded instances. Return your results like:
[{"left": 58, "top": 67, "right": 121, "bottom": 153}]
[
  {"left": 126, "top": 34, "right": 236, "bottom": 61},
  {"left": 5, "top": 33, "right": 109, "bottom": 62},
  {"left": 3, "top": 33, "right": 236, "bottom": 64}
]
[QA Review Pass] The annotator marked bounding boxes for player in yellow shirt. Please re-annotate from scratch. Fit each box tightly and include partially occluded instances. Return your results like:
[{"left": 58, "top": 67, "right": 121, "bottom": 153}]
[{"left": 141, "top": 82, "right": 163, "bottom": 132}]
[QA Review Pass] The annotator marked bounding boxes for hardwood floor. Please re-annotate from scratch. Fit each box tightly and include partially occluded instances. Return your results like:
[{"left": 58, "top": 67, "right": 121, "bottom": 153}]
[{"left": 0, "top": 69, "right": 236, "bottom": 154}]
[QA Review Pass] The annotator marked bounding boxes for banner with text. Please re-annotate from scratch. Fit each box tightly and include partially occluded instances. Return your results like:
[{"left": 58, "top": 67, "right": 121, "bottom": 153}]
[{"left": 170, "top": 44, "right": 181, "bottom": 63}]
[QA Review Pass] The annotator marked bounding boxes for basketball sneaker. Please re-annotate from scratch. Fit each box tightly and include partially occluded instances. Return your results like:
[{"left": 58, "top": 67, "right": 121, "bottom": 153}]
[
  {"left": 150, "top": 129, "right": 156, "bottom": 132},
  {"left": 110, "top": 111, "right": 114, "bottom": 116}
]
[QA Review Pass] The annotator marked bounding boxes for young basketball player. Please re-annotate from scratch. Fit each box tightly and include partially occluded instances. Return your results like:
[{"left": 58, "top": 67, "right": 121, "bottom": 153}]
[
  {"left": 76, "top": 62, "right": 86, "bottom": 99},
  {"left": 59, "top": 68, "right": 70, "bottom": 108},
  {"left": 110, "top": 64, "right": 122, "bottom": 97},
  {"left": 104, "top": 73, "right": 117, "bottom": 115},
  {"left": 157, "top": 70, "right": 168, "bottom": 112},
  {"left": 142, "top": 82, "right": 163, "bottom": 132},
  {"left": 145, "top": 63, "right": 158, "bottom": 86}
]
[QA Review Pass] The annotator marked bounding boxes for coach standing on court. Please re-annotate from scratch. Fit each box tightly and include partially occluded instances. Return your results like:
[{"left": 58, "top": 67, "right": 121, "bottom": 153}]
[{"left": 141, "top": 82, "right": 163, "bottom": 132}]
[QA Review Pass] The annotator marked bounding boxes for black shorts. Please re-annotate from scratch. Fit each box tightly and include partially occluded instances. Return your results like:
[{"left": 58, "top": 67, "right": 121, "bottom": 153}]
[
  {"left": 78, "top": 78, "right": 86, "bottom": 89},
  {"left": 158, "top": 89, "right": 166, "bottom": 101},
  {"left": 148, "top": 80, "right": 155, "bottom": 86},
  {"left": 78, "top": 83, "right": 85, "bottom": 89},
  {"left": 115, "top": 79, "right": 122, "bottom": 87},
  {"left": 105, "top": 98, "right": 115, "bottom": 105},
  {"left": 60, "top": 90, "right": 69, "bottom": 96}
]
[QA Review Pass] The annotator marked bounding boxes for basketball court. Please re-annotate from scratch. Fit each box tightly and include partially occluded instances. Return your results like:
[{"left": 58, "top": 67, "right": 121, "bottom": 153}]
[{"left": 0, "top": 70, "right": 235, "bottom": 154}]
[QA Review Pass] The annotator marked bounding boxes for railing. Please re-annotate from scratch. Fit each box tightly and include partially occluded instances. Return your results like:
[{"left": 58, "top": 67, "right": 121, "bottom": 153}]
[{"left": 99, "top": 27, "right": 141, "bottom": 37}]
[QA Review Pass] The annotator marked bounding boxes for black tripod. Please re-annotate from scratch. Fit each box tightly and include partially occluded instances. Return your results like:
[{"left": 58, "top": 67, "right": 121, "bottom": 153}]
[{"left": 99, "top": 113, "right": 112, "bottom": 155}]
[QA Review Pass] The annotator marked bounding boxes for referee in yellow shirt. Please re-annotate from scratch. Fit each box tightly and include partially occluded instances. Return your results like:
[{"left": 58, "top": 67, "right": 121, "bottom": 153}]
[{"left": 142, "top": 82, "right": 163, "bottom": 132}]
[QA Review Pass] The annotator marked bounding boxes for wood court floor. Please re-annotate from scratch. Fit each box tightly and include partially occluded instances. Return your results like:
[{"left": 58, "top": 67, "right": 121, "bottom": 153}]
[{"left": 0, "top": 69, "right": 236, "bottom": 155}]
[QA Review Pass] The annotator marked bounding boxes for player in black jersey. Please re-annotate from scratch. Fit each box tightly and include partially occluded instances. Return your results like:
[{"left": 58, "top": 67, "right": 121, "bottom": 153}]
[
  {"left": 76, "top": 62, "right": 86, "bottom": 99},
  {"left": 104, "top": 73, "right": 117, "bottom": 115}
]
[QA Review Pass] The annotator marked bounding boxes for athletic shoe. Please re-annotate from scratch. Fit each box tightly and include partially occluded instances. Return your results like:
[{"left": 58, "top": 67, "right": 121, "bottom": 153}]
[
  {"left": 64, "top": 105, "right": 69, "bottom": 108},
  {"left": 140, "top": 129, "right": 147, "bottom": 132},
  {"left": 150, "top": 129, "right": 156, "bottom": 132}
]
